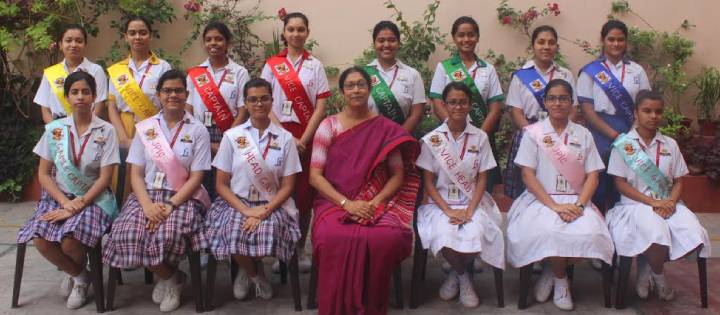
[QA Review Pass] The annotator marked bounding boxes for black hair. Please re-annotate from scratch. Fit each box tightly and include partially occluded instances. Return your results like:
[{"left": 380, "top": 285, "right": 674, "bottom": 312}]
[
  {"left": 156, "top": 69, "right": 187, "bottom": 92},
  {"left": 59, "top": 24, "right": 88, "bottom": 42},
  {"left": 544, "top": 79, "right": 573, "bottom": 98},
  {"left": 601, "top": 20, "right": 628, "bottom": 39},
  {"left": 338, "top": 66, "right": 371, "bottom": 93},
  {"left": 531, "top": 25, "right": 558, "bottom": 44},
  {"left": 451, "top": 16, "right": 479, "bottom": 37},
  {"left": 203, "top": 20, "right": 232, "bottom": 42},
  {"left": 634, "top": 89, "right": 664, "bottom": 110},
  {"left": 372, "top": 20, "right": 401, "bottom": 42},
  {"left": 63, "top": 71, "right": 97, "bottom": 97},
  {"left": 243, "top": 78, "right": 273, "bottom": 98},
  {"left": 123, "top": 16, "right": 153, "bottom": 33},
  {"left": 442, "top": 82, "right": 473, "bottom": 102},
  {"left": 281, "top": 12, "right": 309, "bottom": 46}
]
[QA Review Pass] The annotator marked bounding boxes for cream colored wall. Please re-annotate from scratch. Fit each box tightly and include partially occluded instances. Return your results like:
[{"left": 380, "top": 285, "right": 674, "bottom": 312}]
[{"left": 86, "top": 0, "right": 720, "bottom": 115}]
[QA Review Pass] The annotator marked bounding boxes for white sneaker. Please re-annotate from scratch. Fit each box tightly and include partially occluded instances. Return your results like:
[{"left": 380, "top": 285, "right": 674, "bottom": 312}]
[
  {"left": 60, "top": 275, "right": 74, "bottom": 297},
  {"left": 251, "top": 274, "right": 273, "bottom": 300},
  {"left": 440, "top": 259, "right": 452, "bottom": 273},
  {"left": 152, "top": 279, "right": 167, "bottom": 304},
  {"left": 636, "top": 260, "right": 652, "bottom": 299},
  {"left": 66, "top": 282, "right": 89, "bottom": 309},
  {"left": 655, "top": 282, "right": 675, "bottom": 301},
  {"left": 271, "top": 260, "right": 281, "bottom": 274},
  {"left": 552, "top": 278, "right": 574, "bottom": 311},
  {"left": 472, "top": 257, "right": 484, "bottom": 273},
  {"left": 159, "top": 271, "right": 186, "bottom": 312},
  {"left": 458, "top": 273, "right": 479, "bottom": 308},
  {"left": 233, "top": 268, "right": 251, "bottom": 300},
  {"left": 439, "top": 270, "right": 459, "bottom": 300},
  {"left": 534, "top": 265, "right": 554, "bottom": 302},
  {"left": 298, "top": 256, "right": 312, "bottom": 273},
  {"left": 590, "top": 258, "right": 603, "bottom": 270}
]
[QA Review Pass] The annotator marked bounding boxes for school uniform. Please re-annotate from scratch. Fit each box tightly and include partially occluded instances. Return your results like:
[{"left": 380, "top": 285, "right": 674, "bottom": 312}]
[
  {"left": 415, "top": 122, "right": 505, "bottom": 269},
  {"left": 34, "top": 58, "right": 108, "bottom": 119},
  {"left": 504, "top": 60, "right": 576, "bottom": 198},
  {"left": 18, "top": 116, "right": 119, "bottom": 248},
  {"left": 103, "top": 112, "right": 211, "bottom": 268},
  {"left": 366, "top": 59, "right": 426, "bottom": 120},
  {"left": 506, "top": 119, "right": 614, "bottom": 267},
  {"left": 204, "top": 121, "right": 302, "bottom": 262},
  {"left": 606, "top": 129, "right": 711, "bottom": 259}
]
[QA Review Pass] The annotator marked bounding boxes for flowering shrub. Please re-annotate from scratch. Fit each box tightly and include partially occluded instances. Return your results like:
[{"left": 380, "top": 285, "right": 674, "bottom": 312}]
[{"left": 497, "top": 1, "right": 561, "bottom": 39}]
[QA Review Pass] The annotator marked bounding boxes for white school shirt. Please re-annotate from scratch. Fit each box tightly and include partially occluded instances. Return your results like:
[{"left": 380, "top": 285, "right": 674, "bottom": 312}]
[
  {"left": 607, "top": 128, "right": 688, "bottom": 203},
  {"left": 429, "top": 57, "right": 505, "bottom": 106},
  {"left": 260, "top": 50, "right": 331, "bottom": 124},
  {"left": 212, "top": 121, "right": 302, "bottom": 200},
  {"left": 366, "top": 59, "right": 427, "bottom": 119},
  {"left": 576, "top": 56, "right": 651, "bottom": 115},
  {"left": 108, "top": 53, "right": 172, "bottom": 113},
  {"left": 505, "top": 60, "right": 577, "bottom": 120},
  {"left": 34, "top": 58, "right": 108, "bottom": 118},
  {"left": 416, "top": 122, "right": 497, "bottom": 205},
  {"left": 186, "top": 58, "right": 250, "bottom": 124},
  {"left": 33, "top": 115, "right": 120, "bottom": 194},
  {"left": 126, "top": 112, "right": 211, "bottom": 190},
  {"left": 514, "top": 119, "right": 605, "bottom": 194}
]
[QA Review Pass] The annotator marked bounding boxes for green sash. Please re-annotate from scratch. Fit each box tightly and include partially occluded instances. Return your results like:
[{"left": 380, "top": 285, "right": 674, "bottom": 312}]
[
  {"left": 365, "top": 65, "right": 404, "bottom": 124},
  {"left": 612, "top": 133, "right": 671, "bottom": 199},
  {"left": 441, "top": 54, "right": 488, "bottom": 127}
]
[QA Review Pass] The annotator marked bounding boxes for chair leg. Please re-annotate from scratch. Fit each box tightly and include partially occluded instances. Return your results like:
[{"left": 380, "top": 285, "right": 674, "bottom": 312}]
[
  {"left": 88, "top": 245, "right": 105, "bottom": 313},
  {"left": 393, "top": 265, "right": 403, "bottom": 309},
  {"left": 493, "top": 267, "right": 504, "bottom": 307},
  {"left": 230, "top": 259, "right": 238, "bottom": 286},
  {"left": 307, "top": 257, "right": 318, "bottom": 310},
  {"left": 205, "top": 254, "right": 217, "bottom": 311},
  {"left": 614, "top": 256, "right": 632, "bottom": 310},
  {"left": 11, "top": 243, "right": 27, "bottom": 308},
  {"left": 279, "top": 260, "right": 288, "bottom": 285},
  {"left": 602, "top": 261, "right": 612, "bottom": 308},
  {"left": 518, "top": 264, "right": 532, "bottom": 309},
  {"left": 289, "top": 253, "right": 302, "bottom": 311},
  {"left": 698, "top": 256, "right": 708, "bottom": 308},
  {"left": 566, "top": 264, "right": 575, "bottom": 283},
  {"left": 409, "top": 245, "right": 426, "bottom": 309},
  {"left": 186, "top": 246, "right": 204, "bottom": 313},
  {"left": 144, "top": 268, "right": 154, "bottom": 285},
  {"left": 106, "top": 267, "right": 120, "bottom": 311}
]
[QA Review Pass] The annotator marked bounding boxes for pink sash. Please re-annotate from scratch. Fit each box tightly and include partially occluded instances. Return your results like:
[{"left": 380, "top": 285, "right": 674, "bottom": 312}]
[
  {"left": 136, "top": 119, "right": 211, "bottom": 208},
  {"left": 526, "top": 123, "right": 586, "bottom": 194}
]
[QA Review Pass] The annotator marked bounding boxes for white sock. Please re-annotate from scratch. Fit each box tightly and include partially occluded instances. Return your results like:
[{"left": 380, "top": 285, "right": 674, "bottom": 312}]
[
  {"left": 651, "top": 271, "right": 666, "bottom": 286},
  {"left": 458, "top": 272, "right": 470, "bottom": 283},
  {"left": 72, "top": 269, "right": 89, "bottom": 285},
  {"left": 554, "top": 276, "right": 569, "bottom": 289}
]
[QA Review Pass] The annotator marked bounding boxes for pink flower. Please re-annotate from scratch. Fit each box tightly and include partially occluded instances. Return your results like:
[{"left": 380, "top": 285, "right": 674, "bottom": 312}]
[
  {"left": 184, "top": 1, "right": 201, "bottom": 12},
  {"left": 278, "top": 8, "right": 287, "bottom": 20},
  {"left": 547, "top": 3, "right": 560, "bottom": 16},
  {"left": 502, "top": 15, "right": 512, "bottom": 25}
]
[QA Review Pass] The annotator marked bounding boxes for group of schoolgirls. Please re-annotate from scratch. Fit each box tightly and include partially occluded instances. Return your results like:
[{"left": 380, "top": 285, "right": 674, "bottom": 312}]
[{"left": 19, "top": 9, "right": 710, "bottom": 313}]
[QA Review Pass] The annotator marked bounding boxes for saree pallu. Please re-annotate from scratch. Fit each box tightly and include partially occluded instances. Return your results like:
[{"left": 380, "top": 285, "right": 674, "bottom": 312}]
[
  {"left": 282, "top": 122, "right": 315, "bottom": 214},
  {"left": 311, "top": 116, "right": 420, "bottom": 315}
]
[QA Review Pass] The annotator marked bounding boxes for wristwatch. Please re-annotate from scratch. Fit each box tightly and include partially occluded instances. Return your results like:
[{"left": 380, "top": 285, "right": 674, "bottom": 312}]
[{"left": 574, "top": 201, "right": 585, "bottom": 210}]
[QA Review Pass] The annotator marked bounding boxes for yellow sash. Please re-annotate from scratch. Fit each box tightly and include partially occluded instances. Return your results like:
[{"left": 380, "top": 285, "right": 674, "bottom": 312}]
[
  {"left": 108, "top": 63, "right": 158, "bottom": 120},
  {"left": 44, "top": 63, "right": 73, "bottom": 115}
]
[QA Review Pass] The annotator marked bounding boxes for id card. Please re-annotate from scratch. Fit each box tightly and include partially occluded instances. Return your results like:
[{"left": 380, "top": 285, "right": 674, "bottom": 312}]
[
  {"left": 153, "top": 172, "right": 166, "bottom": 189},
  {"left": 204, "top": 111, "right": 213, "bottom": 127},
  {"left": 282, "top": 101, "right": 293, "bottom": 116},
  {"left": 538, "top": 110, "right": 548, "bottom": 121},
  {"left": 448, "top": 184, "right": 461, "bottom": 201},
  {"left": 555, "top": 175, "right": 569, "bottom": 193},
  {"left": 248, "top": 185, "right": 260, "bottom": 202}
]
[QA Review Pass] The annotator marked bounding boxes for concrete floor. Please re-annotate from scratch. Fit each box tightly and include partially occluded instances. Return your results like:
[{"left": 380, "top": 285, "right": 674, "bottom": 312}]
[{"left": 1, "top": 200, "right": 718, "bottom": 314}]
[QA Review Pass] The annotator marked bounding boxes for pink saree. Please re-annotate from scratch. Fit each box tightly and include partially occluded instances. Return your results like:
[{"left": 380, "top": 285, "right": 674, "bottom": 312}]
[{"left": 312, "top": 116, "right": 420, "bottom": 315}]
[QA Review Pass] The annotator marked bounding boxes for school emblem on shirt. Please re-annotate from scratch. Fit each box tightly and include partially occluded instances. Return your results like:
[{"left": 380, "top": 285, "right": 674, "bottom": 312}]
[
  {"left": 118, "top": 74, "right": 129, "bottom": 86},
  {"left": 595, "top": 71, "right": 610, "bottom": 84},
  {"left": 94, "top": 135, "right": 107, "bottom": 145},
  {"left": 274, "top": 63, "right": 289, "bottom": 75},
  {"left": 429, "top": 134, "right": 442, "bottom": 147},
  {"left": 467, "top": 145, "right": 479, "bottom": 154},
  {"left": 370, "top": 75, "right": 380, "bottom": 87},
  {"left": 660, "top": 148, "right": 671, "bottom": 156},
  {"left": 144, "top": 128, "right": 158, "bottom": 141},
  {"left": 542, "top": 136, "right": 554, "bottom": 147},
  {"left": 54, "top": 77, "right": 65, "bottom": 89},
  {"left": 451, "top": 69, "right": 466, "bottom": 81},
  {"left": 530, "top": 79, "right": 544, "bottom": 92},
  {"left": 196, "top": 74, "right": 209, "bottom": 87},
  {"left": 236, "top": 136, "right": 248, "bottom": 149},
  {"left": 624, "top": 143, "right": 635, "bottom": 155},
  {"left": 180, "top": 134, "right": 193, "bottom": 143},
  {"left": 223, "top": 75, "right": 235, "bottom": 85},
  {"left": 51, "top": 128, "right": 63, "bottom": 140}
]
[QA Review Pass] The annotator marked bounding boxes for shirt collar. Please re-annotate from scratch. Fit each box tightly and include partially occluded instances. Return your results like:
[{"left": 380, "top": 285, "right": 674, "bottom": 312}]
[
  {"left": 598, "top": 54, "right": 631, "bottom": 66},
  {"left": 119, "top": 52, "right": 162, "bottom": 66},
  {"left": 63, "top": 115, "right": 106, "bottom": 136},
  {"left": 199, "top": 58, "right": 238, "bottom": 72},
  {"left": 278, "top": 48, "right": 311, "bottom": 60},
  {"left": 521, "top": 59, "right": 557, "bottom": 75},
  {"left": 438, "top": 120, "right": 479, "bottom": 137},
  {"left": 626, "top": 128, "right": 666, "bottom": 146},
  {"left": 368, "top": 58, "right": 404, "bottom": 71},
  {"left": 241, "top": 120, "right": 280, "bottom": 140},
  {"left": 153, "top": 110, "right": 195, "bottom": 125},
  {"left": 63, "top": 57, "right": 92, "bottom": 73},
  {"left": 539, "top": 118, "right": 576, "bottom": 136},
  {"left": 451, "top": 53, "right": 487, "bottom": 68}
]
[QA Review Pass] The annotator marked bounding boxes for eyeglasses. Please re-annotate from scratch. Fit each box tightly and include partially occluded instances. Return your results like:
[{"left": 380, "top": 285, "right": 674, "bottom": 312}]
[
  {"left": 544, "top": 95, "right": 572, "bottom": 104},
  {"left": 344, "top": 81, "right": 369, "bottom": 90},
  {"left": 246, "top": 95, "right": 272, "bottom": 104},
  {"left": 159, "top": 88, "right": 186, "bottom": 95},
  {"left": 446, "top": 100, "right": 470, "bottom": 108}
]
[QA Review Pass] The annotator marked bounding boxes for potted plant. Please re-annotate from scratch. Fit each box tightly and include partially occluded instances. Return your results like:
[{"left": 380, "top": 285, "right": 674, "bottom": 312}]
[{"left": 693, "top": 67, "right": 720, "bottom": 137}]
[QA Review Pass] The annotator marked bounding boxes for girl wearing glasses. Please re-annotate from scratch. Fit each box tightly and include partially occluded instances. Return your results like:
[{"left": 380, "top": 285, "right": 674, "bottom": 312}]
[
  {"left": 204, "top": 78, "right": 302, "bottom": 301},
  {"left": 506, "top": 79, "right": 613, "bottom": 311}
]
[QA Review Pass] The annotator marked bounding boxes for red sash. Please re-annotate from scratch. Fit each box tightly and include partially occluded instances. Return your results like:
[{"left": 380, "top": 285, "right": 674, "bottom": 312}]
[
  {"left": 188, "top": 66, "right": 233, "bottom": 132},
  {"left": 267, "top": 56, "right": 314, "bottom": 128}
]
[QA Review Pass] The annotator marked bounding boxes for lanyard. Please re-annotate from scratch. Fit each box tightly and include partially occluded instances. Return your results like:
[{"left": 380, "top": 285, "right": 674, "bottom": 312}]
[
  {"left": 169, "top": 121, "right": 186, "bottom": 148},
  {"left": 134, "top": 63, "right": 153, "bottom": 89},
  {"left": 444, "top": 132, "right": 470, "bottom": 160},
  {"left": 603, "top": 61, "right": 625, "bottom": 83},
  {"left": 638, "top": 139, "right": 661, "bottom": 167},
  {"left": 387, "top": 66, "right": 399, "bottom": 89},
  {"left": 262, "top": 134, "right": 273, "bottom": 159},
  {"left": 69, "top": 131, "right": 92, "bottom": 167},
  {"left": 216, "top": 68, "right": 229, "bottom": 89},
  {"left": 547, "top": 66, "right": 556, "bottom": 82},
  {"left": 291, "top": 56, "right": 306, "bottom": 73}
]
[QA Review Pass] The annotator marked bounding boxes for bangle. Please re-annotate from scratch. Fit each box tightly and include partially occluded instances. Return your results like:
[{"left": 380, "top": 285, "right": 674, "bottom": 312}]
[{"left": 340, "top": 199, "right": 347, "bottom": 208}]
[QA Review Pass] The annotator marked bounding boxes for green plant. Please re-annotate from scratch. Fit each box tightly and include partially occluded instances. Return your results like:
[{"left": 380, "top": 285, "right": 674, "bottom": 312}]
[
  {"left": 658, "top": 109, "right": 689, "bottom": 139},
  {"left": 692, "top": 67, "right": 720, "bottom": 120}
]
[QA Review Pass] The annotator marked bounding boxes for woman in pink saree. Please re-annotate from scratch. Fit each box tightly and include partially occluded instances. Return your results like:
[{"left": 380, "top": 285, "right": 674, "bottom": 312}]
[{"left": 309, "top": 66, "right": 420, "bottom": 314}]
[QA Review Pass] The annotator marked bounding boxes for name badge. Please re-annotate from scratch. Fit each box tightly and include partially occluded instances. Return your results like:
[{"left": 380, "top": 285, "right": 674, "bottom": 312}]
[
  {"left": 248, "top": 185, "right": 260, "bottom": 202},
  {"left": 555, "top": 175, "right": 569, "bottom": 193},
  {"left": 153, "top": 172, "right": 166, "bottom": 189},
  {"left": 204, "top": 111, "right": 213, "bottom": 127},
  {"left": 448, "top": 184, "right": 461, "bottom": 201},
  {"left": 282, "top": 101, "right": 293, "bottom": 116},
  {"left": 538, "top": 110, "right": 548, "bottom": 121}
]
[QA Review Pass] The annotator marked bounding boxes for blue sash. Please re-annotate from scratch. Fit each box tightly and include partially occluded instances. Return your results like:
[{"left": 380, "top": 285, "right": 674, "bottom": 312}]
[
  {"left": 46, "top": 120, "right": 118, "bottom": 219},
  {"left": 514, "top": 67, "right": 547, "bottom": 111},
  {"left": 612, "top": 133, "right": 671, "bottom": 199}
]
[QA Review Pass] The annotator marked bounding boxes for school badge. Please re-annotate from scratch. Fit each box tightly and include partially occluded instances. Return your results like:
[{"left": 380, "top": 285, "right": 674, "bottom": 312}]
[
  {"left": 467, "top": 145, "right": 479, "bottom": 153},
  {"left": 54, "top": 77, "right": 65, "bottom": 89},
  {"left": 236, "top": 136, "right": 248, "bottom": 149},
  {"left": 93, "top": 135, "right": 107, "bottom": 145},
  {"left": 451, "top": 69, "right": 466, "bottom": 81},
  {"left": 118, "top": 74, "right": 129, "bottom": 86},
  {"left": 542, "top": 135, "right": 554, "bottom": 147},
  {"left": 144, "top": 128, "right": 158, "bottom": 141},
  {"left": 429, "top": 134, "right": 442, "bottom": 147},
  {"left": 624, "top": 143, "right": 635, "bottom": 155},
  {"left": 196, "top": 73, "right": 209, "bottom": 87},
  {"left": 223, "top": 75, "right": 235, "bottom": 85},
  {"left": 595, "top": 71, "right": 610, "bottom": 84},
  {"left": 370, "top": 75, "right": 380, "bottom": 87},
  {"left": 274, "top": 63, "right": 289, "bottom": 75},
  {"left": 530, "top": 79, "right": 544, "bottom": 92},
  {"left": 660, "top": 148, "right": 671, "bottom": 156},
  {"left": 180, "top": 134, "right": 193, "bottom": 143},
  {"left": 51, "top": 128, "right": 63, "bottom": 140}
]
